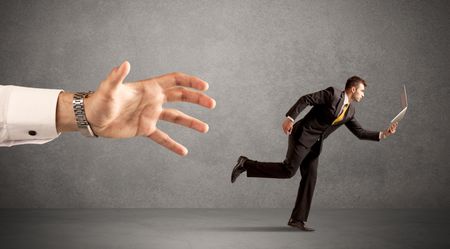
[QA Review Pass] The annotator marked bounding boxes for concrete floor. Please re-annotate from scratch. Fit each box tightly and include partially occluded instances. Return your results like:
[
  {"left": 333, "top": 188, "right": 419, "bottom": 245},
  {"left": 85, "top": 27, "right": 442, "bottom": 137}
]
[{"left": 0, "top": 208, "right": 449, "bottom": 249}]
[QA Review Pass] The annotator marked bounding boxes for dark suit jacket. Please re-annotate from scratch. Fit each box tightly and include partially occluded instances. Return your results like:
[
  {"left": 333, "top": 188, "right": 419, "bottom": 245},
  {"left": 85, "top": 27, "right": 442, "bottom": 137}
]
[{"left": 286, "top": 86, "right": 380, "bottom": 150}]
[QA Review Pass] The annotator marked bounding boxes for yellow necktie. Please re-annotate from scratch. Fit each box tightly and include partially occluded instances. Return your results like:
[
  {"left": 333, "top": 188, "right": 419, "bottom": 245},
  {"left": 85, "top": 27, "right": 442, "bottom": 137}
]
[{"left": 332, "top": 103, "right": 349, "bottom": 125}]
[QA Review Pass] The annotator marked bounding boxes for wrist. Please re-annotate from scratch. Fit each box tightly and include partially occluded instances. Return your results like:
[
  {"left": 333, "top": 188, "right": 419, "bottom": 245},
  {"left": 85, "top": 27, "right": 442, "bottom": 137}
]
[
  {"left": 381, "top": 131, "right": 388, "bottom": 139},
  {"left": 73, "top": 91, "right": 98, "bottom": 137},
  {"left": 56, "top": 92, "right": 78, "bottom": 133}
]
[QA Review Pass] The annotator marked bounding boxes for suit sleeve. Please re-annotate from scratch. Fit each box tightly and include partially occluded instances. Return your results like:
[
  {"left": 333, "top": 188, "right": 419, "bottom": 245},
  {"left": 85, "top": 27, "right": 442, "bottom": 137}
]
[
  {"left": 345, "top": 115, "right": 380, "bottom": 141},
  {"left": 285, "top": 87, "right": 334, "bottom": 120}
]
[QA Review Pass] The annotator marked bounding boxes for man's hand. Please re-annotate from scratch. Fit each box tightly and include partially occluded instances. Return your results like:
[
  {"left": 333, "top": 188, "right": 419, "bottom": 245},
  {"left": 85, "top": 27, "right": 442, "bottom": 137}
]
[
  {"left": 57, "top": 61, "right": 216, "bottom": 156},
  {"left": 382, "top": 122, "right": 398, "bottom": 139},
  {"left": 282, "top": 118, "right": 294, "bottom": 135}
]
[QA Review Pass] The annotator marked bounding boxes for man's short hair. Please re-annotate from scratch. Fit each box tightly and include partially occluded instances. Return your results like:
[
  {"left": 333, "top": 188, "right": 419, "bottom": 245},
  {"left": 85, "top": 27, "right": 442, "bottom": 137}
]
[{"left": 345, "top": 76, "right": 366, "bottom": 90}]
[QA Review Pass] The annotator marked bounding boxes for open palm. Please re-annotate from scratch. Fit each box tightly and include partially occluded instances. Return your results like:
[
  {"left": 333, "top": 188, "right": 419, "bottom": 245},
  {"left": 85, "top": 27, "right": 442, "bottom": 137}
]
[{"left": 85, "top": 61, "right": 216, "bottom": 156}]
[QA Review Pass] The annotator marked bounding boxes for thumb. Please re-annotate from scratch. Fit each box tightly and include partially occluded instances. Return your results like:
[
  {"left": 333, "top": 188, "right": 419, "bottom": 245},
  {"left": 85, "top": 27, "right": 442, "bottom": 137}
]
[{"left": 106, "top": 60, "right": 131, "bottom": 89}]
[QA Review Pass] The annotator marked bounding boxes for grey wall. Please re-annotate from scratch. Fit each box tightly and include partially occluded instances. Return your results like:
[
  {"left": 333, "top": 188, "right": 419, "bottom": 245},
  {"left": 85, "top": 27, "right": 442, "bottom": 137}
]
[{"left": 0, "top": 0, "right": 449, "bottom": 208}]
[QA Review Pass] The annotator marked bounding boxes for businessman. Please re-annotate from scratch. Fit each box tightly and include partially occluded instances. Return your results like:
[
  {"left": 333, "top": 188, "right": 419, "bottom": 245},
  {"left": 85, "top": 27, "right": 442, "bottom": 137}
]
[{"left": 231, "top": 76, "right": 398, "bottom": 231}]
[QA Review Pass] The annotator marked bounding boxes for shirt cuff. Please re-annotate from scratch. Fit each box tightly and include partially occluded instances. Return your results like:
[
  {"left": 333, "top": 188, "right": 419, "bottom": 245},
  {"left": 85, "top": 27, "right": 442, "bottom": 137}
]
[
  {"left": 4, "top": 85, "right": 63, "bottom": 144},
  {"left": 286, "top": 116, "right": 295, "bottom": 123}
]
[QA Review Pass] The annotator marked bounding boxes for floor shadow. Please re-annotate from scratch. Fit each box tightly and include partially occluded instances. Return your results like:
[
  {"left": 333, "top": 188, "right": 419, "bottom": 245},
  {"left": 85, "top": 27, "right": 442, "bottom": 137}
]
[{"left": 198, "top": 226, "right": 302, "bottom": 232}]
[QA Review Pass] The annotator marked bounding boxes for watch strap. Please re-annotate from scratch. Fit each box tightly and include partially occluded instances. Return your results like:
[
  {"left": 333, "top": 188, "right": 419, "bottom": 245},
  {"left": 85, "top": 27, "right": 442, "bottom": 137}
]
[{"left": 73, "top": 91, "right": 98, "bottom": 137}]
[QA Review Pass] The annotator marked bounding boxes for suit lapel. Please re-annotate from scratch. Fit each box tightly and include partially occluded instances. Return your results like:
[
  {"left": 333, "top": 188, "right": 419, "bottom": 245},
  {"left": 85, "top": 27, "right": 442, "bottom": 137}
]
[
  {"left": 334, "top": 91, "right": 346, "bottom": 117},
  {"left": 343, "top": 104, "right": 352, "bottom": 120}
]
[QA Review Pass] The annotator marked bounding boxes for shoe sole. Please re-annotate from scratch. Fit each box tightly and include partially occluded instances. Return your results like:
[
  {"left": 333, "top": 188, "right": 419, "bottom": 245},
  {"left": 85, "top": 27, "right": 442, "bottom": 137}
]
[
  {"left": 231, "top": 157, "right": 244, "bottom": 183},
  {"left": 287, "top": 223, "right": 315, "bottom": 231}
]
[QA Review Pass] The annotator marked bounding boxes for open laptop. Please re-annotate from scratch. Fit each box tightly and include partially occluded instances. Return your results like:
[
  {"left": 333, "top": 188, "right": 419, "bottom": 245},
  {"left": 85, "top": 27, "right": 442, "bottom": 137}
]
[{"left": 391, "top": 85, "right": 408, "bottom": 124}]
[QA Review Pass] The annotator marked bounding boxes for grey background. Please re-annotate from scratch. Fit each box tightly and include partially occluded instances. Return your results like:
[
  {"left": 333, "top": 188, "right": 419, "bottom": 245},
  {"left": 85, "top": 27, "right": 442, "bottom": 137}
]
[{"left": 0, "top": 0, "right": 449, "bottom": 208}]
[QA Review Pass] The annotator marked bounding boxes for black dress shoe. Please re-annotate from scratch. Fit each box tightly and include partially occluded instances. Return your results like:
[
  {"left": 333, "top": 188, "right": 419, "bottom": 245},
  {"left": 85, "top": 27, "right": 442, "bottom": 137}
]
[
  {"left": 288, "top": 219, "right": 315, "bottom": 231},
  {"left": 231, "top": 156, "right": 248, "bottom": 183}
]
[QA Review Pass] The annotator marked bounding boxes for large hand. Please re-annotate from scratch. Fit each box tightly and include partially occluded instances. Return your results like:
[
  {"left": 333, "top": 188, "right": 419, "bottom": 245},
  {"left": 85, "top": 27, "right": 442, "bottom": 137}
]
[
  {"left": 84, "top": 61, "right": 216, "bottom": 156},
  {"left": 282, "top": 118, "right": 294, "bottom": 135}
]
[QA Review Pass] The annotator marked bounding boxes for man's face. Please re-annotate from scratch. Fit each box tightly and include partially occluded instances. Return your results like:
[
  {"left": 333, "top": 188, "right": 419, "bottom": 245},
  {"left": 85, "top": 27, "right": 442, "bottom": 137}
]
[{"left": 352, "top": 83, "right": 365, "bottom": 102}]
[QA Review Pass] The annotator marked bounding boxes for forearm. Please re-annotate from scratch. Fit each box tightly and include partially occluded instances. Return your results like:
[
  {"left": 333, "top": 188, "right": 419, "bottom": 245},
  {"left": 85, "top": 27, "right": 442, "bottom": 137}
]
[
  {"left": 286, "top": 87, "right": 333, "bottom": 120},
  {"left": 345, "top": 118, "right": 381, "bottom": 141},
  {"left": 56, "top": 91, "right": 77, "bottom": 133},
  {"left": 358, "top": 130, "right": 381, "bottom": 141},
  {"left": 285, "top": 97, "right": 307, "bottom": 120}
]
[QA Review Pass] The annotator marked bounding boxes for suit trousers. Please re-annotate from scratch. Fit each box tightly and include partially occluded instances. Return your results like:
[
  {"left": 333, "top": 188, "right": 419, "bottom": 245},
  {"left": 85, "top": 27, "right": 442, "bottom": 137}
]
[{"left": 244, "top": 134, "right": 321, "bottom": 222}]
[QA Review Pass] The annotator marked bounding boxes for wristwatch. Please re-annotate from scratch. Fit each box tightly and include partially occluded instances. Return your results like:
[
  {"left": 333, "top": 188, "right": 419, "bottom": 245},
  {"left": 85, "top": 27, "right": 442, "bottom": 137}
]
[{"left": 72, "top": 91, "right": 98, "bottom": 137}]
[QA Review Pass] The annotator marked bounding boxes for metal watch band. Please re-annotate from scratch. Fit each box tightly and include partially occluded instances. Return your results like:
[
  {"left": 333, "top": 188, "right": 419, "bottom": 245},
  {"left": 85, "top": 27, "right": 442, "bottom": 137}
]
[{"left": 72, "top": 91, "right": 98, "bottom": 137}]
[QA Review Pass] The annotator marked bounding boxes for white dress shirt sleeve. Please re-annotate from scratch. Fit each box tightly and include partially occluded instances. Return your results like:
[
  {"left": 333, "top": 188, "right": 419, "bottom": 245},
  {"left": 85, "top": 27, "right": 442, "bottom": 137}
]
[{"left": 0, "top": 85, "right": 63, "bottom": 147}]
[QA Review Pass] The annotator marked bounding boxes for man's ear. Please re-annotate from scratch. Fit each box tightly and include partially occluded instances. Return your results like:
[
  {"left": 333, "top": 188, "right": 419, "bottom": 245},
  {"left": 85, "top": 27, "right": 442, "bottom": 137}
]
[{"left": 351, "top": 86, "right": 356, "bottom": 93}]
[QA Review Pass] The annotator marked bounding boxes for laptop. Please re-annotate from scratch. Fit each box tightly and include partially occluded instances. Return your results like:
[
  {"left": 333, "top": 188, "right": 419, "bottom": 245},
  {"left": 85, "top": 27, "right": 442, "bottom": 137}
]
[{"left": 391, "top": 85, "right": 408, "bottom": 124}]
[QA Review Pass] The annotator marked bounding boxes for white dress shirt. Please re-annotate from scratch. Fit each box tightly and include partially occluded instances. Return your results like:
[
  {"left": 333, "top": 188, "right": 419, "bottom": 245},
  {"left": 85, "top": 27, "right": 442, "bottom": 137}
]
[
  {"left": 0, "top": 85, "right": 62, "bottom": 146},
  {"left": 339, "top": 92, "right": 350, "bottom": 115}
]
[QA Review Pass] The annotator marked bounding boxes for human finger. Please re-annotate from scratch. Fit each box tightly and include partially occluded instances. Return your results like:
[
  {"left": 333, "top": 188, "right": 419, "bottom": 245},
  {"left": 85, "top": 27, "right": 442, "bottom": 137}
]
[
  {"left": 283, "top": 126, "right": 289, "bottom": 135},
  {"left": 160, "top": 109, "right": 209, "bottom": 133},
  {"left": 392, "top": 125, "right": 397, "bottom": 133},
  {"left": 165, "top": 87, "right": 216, "bottom": 109},
  {"left": 391, "top": 123, "right": 397, "bottom": 132},
  {"left": 148, "top": 129, "right": 188, "bottom": 156},
  {"left": 107, "top": 61, "right": 130, "bottom": 89},
  {"left": 155, "top": 72, "right": 209, "bottom": 91}
]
